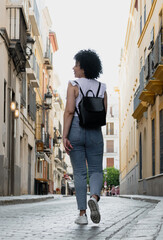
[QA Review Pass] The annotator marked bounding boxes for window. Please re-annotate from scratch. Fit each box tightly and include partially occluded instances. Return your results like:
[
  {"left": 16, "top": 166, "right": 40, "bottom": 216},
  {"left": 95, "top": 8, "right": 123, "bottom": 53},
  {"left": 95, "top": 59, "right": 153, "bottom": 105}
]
[
  {"left": 106, "top": 158, "right": 114, "bottom": 168},
  {"left": 144, "top": 48, "right": 147, "bottom": 64},
  {"left": 110, "top": 123, "right": 114, "bottom": 135},
  {"left": 150, "top": 27, "right": 154, "bottom": 42},
  {"left": 139, "top": 133, "right": 142, "bottom": 179},
  {"left": 140, "top": 57, "right": 143, "bottom": 70},
  {"left": 106, "top": 122, "right": 114, "bottom": 135},
  {"left": 110, "top": 106, "right": 113, "bottom": 117},
  {"left": 28, "top": 85, "right": 36, "bottom": 121},
  {"left": 107, "top": 140, "right": 114, "bottom": 152},
  {"left": 140, "top": 16, "right": 142, "bottom": 35},
  {"left": 152, "top": 119, "right": 155, "bottom": 176},
  {"left": 37, "top": 159, "right": 40, "bottom": 172},
  {"left": 21, "top": 73, "right": 26, "bottom": 107},
  {"left": 4, "top": 80, "right": 6, "bottom": 123},
  {"left": 160, "top": 110, "right": 163, "bottom": 173},
  {"left": 144, "top": 4, "right": 146, "bottom": 25}
]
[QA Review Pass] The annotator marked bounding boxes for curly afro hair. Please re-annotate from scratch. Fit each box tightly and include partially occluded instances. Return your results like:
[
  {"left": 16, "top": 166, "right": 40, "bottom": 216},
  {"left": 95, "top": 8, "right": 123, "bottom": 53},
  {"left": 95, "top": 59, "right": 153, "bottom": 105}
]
[{"left": 74, "top": 49, "right": 103, "bottom": 79}]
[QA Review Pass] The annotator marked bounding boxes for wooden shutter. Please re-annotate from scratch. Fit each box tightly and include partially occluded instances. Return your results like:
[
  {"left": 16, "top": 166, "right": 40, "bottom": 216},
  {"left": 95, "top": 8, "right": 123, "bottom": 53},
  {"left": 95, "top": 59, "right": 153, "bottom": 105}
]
[
  {"left": 107, "top": 158, "right": 114, "bottom": 168},
  {"left": 107, "top": 140, "right": 114, "bottom": 152}
]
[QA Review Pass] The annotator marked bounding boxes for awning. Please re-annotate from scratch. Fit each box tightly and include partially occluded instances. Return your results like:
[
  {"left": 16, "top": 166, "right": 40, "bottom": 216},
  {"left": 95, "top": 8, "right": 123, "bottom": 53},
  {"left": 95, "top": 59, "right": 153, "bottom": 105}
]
[
  {"left": 36, "top": 152, "right": 50, "bottom": 163},
  {"left": 35, "top": 178, "right": 48, "bottom": 182}
]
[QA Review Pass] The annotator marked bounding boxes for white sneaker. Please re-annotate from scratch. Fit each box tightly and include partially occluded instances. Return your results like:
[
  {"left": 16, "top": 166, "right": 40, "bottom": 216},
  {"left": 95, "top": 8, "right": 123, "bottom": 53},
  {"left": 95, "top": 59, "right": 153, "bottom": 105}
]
[
  {"left": 74, "top": 214, "right": 88, "bottom": 225},
  {"left": 88, "top": 197, "right": 101, "bottom": 224}
]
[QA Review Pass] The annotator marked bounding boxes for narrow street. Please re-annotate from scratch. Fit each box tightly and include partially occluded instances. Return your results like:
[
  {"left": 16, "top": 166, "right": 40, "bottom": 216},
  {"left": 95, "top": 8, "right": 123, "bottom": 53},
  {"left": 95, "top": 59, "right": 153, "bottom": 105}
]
[{"left": 0, "top": 196, "right": 162, "bottom": 240}]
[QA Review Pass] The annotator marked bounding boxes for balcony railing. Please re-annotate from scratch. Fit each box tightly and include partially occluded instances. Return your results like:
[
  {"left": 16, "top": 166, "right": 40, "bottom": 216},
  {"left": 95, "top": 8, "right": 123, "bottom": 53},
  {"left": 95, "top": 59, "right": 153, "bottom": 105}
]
[
  {"left": 133, "top": 85, "right": 140, "bottom": 112},
  {"left": 29, "top": 0, "right": 40, "bottom": 36},
  {"left": 7, "top": 7, "right": 27, "bottom": 74},
  {"left": 44, "top": 37, "right": 53, "bottom": 69},
  {"left": 144, "top": 28, "right": 163, "bottom": 81}
]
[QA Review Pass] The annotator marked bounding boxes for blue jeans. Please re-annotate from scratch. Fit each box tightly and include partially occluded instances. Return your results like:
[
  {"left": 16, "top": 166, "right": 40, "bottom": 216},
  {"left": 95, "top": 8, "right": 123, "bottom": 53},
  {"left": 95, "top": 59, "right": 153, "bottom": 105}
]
[{"left": 68, "top": 117, "right": 103, "bottom": 210}]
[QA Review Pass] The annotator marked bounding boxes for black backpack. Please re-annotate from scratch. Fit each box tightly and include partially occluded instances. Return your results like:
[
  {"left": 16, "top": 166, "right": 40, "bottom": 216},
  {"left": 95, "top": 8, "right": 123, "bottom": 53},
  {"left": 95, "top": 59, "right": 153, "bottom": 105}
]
[{"left": 75, "top": 81, "right": 106, "bottom": 128}]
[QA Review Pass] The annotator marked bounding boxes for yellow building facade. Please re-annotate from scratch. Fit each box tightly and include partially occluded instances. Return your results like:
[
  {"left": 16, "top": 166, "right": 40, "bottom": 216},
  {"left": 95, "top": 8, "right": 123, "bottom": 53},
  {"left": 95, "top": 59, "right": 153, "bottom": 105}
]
[{"left": 119, "top": 0, "right": 163, "bottom": 196}]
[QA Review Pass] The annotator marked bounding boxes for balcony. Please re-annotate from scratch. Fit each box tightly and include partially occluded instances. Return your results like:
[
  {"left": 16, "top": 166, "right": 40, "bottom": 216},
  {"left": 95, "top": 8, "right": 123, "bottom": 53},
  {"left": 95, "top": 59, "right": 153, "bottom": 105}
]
[
  {"left": 44, "top": 41, "right": 53, "bottom": 70},
  {"left": 132, "top": 82, "right": 148, "bottom": 120},
  {"left": 57, "top": 161, "right": 67, "bottom": 173},
  {"left": 145, "top": 80, "right": 163, "bottom": 95},
  {"left": 143, "top": 29, "right": 163, "bottom": 95},
  {"left": 139, "top": 90, "right": 155, "bottom": 105},
  {"left": 28, "top": 54, "right": 39, "bottom": 88},
  {"left": 53, "top": 93, "right": 63, "bottom": 110},
  {"left": 7, "top": 6, "right": 27, "bottom": 74},
  {"left": 29, "top": 0, "right": 40, "bottom": 36},
  {"left": 152, "top": 28, "right": 163, "bottom": 80},
  {"left": 26, "top": 54, "right": 36, "bottom": 80},
  {"left": 44, "top": 133, "right": 53, "bottom": 154}
]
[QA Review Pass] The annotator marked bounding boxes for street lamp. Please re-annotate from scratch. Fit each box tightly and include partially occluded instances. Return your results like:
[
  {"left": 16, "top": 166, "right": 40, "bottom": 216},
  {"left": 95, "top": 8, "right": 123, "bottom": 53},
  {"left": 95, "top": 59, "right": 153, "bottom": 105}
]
[
  {"left": 25, "top": 35, "right": 35, "bottom": 60},
  {"left": 45, "top": 91, "right": 52, "bottom": 106},
  {"left": 53, "top": 128, "right": 62, "bottom": 147}
]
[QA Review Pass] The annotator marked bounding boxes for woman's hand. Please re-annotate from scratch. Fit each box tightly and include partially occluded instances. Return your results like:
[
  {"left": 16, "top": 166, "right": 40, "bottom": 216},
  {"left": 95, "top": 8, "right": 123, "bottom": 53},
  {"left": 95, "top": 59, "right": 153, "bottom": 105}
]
[{"left": 63, "top": 137, "right": 73, "bottom": 155}]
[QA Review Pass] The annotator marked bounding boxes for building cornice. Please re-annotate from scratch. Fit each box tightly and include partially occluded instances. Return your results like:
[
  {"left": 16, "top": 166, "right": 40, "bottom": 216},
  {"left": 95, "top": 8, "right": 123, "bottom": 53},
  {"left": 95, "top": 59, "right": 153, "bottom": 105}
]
[{"left": 137, "top": 0, "right": 157, "bottom": 47}]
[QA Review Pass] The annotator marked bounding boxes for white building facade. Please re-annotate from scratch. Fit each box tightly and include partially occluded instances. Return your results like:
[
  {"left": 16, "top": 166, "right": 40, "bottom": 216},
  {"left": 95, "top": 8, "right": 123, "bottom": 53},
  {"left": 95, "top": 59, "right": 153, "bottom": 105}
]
[{"left": 103, "top": 92, "right": 119, "bottom": 170}]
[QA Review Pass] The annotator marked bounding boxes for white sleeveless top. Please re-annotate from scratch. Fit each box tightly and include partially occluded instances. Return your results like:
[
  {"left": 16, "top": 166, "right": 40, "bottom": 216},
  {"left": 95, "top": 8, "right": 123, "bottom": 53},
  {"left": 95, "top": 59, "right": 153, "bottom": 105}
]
[{"left": 69, "top": 78, "right": 106, "bottom": 117}]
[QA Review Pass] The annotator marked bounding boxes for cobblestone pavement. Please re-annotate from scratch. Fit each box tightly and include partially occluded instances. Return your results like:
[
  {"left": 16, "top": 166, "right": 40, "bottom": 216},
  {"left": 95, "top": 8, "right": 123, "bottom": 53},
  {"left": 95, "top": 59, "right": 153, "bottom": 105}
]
[{"left": 0, "top": 196, "right": 162, "bottom": 240}]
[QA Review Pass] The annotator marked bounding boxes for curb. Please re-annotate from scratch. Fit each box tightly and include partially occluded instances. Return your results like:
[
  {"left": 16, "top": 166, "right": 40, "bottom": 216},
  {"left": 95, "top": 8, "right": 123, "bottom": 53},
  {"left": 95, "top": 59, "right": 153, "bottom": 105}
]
[
  {"left": 0, "top": 196, "right": 54, "bottom": 206},
  {"left": 119, "top": 195, "right": 160, "bottom": 204}
]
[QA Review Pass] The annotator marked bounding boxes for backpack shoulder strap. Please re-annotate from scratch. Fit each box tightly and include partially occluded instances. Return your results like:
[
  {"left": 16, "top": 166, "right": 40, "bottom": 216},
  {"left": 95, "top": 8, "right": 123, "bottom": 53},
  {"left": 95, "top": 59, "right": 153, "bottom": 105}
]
[
  {"left": 96, "top": 82, "right": 101, "bottom": 97},
  {"left": 74, "top": 81, "right": 82, "bottom": 117},
  {"left": 74, "top": 81, "right": 84, "bottom": 97}
]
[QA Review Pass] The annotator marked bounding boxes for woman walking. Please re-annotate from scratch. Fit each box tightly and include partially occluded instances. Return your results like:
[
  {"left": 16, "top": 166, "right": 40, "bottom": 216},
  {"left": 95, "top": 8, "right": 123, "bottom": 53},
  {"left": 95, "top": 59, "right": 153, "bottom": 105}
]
[{"left": 63, "top": 49, "right": 107, "bottom": 225}]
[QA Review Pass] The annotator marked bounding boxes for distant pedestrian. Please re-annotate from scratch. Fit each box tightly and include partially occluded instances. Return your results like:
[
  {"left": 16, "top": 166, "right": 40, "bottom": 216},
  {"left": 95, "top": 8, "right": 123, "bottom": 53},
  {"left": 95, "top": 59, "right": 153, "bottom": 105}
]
[{"left": 63, "top": 49, "right": 107, "bottom": 225}]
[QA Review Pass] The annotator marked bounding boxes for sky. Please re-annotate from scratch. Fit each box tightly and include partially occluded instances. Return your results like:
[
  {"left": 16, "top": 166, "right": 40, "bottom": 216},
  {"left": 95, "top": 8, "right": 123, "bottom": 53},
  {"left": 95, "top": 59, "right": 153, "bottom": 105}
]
[{"left": 45, "top": 0, "right": 131, "bottom": 99}]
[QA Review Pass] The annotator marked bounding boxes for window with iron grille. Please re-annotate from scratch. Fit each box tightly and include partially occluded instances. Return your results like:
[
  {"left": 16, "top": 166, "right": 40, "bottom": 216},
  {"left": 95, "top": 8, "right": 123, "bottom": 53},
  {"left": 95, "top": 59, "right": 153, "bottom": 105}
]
[{"left": 160, "top": 109, "right": 163, "bottom": 173}]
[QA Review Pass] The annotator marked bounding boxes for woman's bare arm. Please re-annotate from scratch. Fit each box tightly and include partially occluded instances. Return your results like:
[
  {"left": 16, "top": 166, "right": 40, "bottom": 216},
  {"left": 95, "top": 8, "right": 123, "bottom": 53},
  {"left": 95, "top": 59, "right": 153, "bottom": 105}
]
[{"left": 63, "top": 83, "right": 78, "bottom": 154}]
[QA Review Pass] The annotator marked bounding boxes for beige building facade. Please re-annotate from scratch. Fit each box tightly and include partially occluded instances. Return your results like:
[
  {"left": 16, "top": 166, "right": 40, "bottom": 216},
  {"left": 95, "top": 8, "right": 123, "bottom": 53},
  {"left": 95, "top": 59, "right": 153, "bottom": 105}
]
[
  {"left": 0, "top": 0, "right": 36, "bottom": 195},
  {"left": 0, "top": 0, "right": 67, "bottom": 196},
  {"left": 119, "top": 0, "right": 163, "bottom": 196}
]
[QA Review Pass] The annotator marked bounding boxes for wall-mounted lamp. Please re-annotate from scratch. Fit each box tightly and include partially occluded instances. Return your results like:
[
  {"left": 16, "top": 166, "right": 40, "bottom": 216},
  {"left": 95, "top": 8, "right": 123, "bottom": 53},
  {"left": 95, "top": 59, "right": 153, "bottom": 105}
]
[
  {"left": 14, "top": 108, "right": 19, "bottom": 118},
  {"left": 25, "top": 35, "right": 35, "bottom": 60},
  {"left": 10, "top": 101, "right": 19, "bottom": 118},
  {"left": 57, "top": 136, "right": 62, "bottom": 145},
  {"left": 45, "top": 91, "right": 52, "bottom": 106},
  {"left": 10, "top": 101, "right": 16, "bottom": 111}
]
